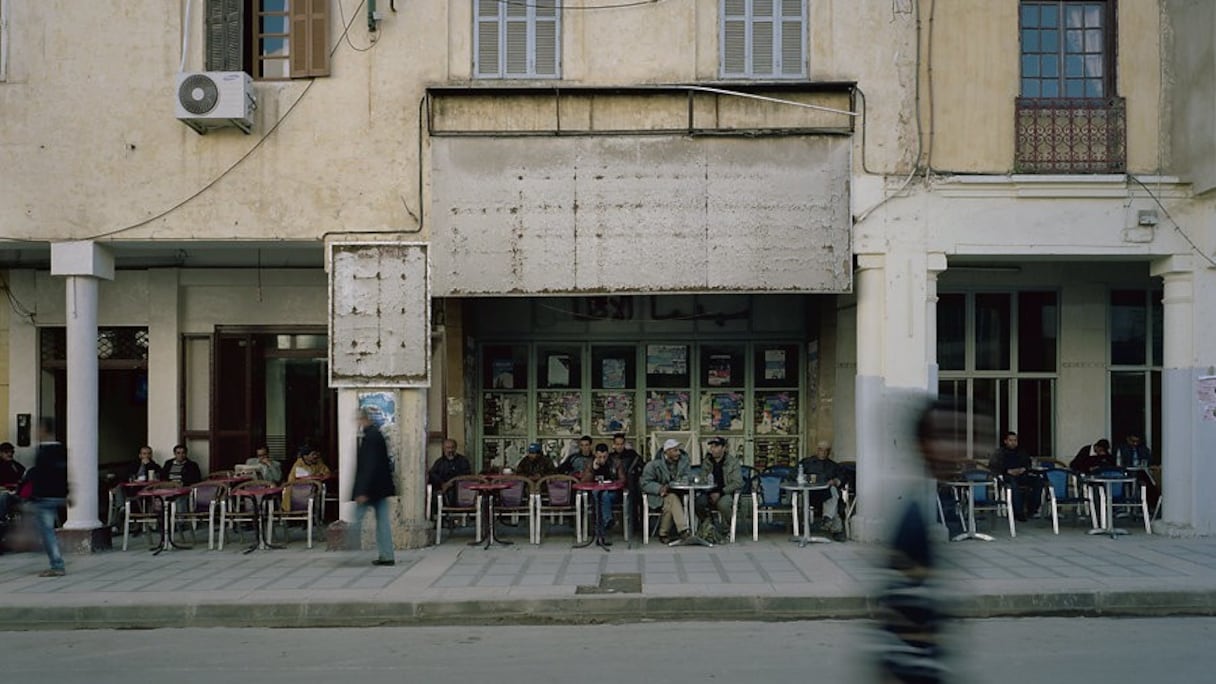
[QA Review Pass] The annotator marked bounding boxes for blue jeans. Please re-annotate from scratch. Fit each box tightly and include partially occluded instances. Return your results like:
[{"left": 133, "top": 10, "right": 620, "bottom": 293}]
[
  {"left": 351, "top": 497, "right": 394, "bottom": 561},
  {"left": 34, "top": 498, "right": 66, "bottom": 571},
  {"left": 593, "top": 491, "right": 619, "bottom": 530}
]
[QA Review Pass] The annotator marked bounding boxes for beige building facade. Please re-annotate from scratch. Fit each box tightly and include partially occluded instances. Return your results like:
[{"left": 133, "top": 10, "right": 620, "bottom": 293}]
[{"left": 0, "top": 1, "right": 1212, "bottom": 545}]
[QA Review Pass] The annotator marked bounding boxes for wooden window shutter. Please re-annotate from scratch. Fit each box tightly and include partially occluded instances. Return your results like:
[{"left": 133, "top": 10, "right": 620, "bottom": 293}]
[
  {"left": 533, "top": 2, "right": 559, "bottom": 77},
  {"left": 475, "top": 0, "right": 501, "bottom": 77},
  {"left": 721, "top": 0, "right": 747, "bottom": 76},
  {"left": 751, "top": 0, "right": 774, "bottom": 75},
  {"left": 779, "top": 0, "right": 804, "bottom": 76},
  {"left": 206, "top": 0, "right": 244, "bottom": 72},
  {"left": 289, "top": 0, "right": 329, "bottom": 78},
  {"left": 504, "top": 15, "right": 528, "bottom": 76},
  {"left": 307, "top": 0, "right": 330, "bottom": 77}
]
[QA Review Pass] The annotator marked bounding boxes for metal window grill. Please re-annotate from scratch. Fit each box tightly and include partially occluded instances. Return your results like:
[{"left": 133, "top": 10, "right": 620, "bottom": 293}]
[
  {"left": 40, "top": 327, "right": 150, "bottom": 364},
  {"left": 1015, "top": 97, "right": 1126, "bottom": 174}
]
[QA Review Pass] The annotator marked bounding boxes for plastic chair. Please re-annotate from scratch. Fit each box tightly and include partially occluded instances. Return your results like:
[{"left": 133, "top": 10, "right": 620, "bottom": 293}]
[
  {"left": 435, "top": 475, "right": 484, "bottom": 544},
  {"left": 274, "top": 480, "right": 321, "bottom": 548},
  {"left": 961, "top": 469, "right": 1016, "bottom": 538},
  {"left": 837, "top": 461, "right": 858, "bottom": 539},
  {"left": 751, "top": 469, "right": 800, "bottom": 541},
  {"left": 1042, "top": 467, "right": 1097, "bottom": 534},
  {"left": 532, "top": 474, "right": 579, "bottom": 543},
  {"left": 491, "top": 474, "right": 534, "bottom": 533},
  {"left": 175, "top": 480, "right": 228, "bottom": 550},
  {"left": 219, "top": 479, "right": 277, "bottom": 551},
  {"left": 727, "top": 465, "right": 757, "bottom": 543},
  {"left": 120, "top": 482, "right": 160, "bottom": 551},
  {"left": 640, "top": 491, "right": 662, "bottom": 545}
]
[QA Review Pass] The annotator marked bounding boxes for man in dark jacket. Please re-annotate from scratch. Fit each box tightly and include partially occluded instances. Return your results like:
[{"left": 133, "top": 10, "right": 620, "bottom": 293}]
[
  {"left": 31, "top": 418, "right": 68, "bottom": 577},
  {"left": 989, "top": 431, "right": 1044, "bottom": 522},
  {"left": 162, "top": 444, "right": 202, "bottom": 485},
  {"left": 351, "top": 406, "right": 397, "bottom": 566},
  {"left": 796, "top": 440, "right": 845, "bottom": 539},
  {"left": 428, "top": 439, "right": 472, "bottom": 509},
  {"left": 610, "top": 433, "right": 643, "bottom": 532}
]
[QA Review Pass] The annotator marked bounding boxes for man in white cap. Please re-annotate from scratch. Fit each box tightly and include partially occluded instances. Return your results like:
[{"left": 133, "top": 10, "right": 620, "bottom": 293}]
[
  {"left": 640, "top": 438, "right": 692, "bottom": 544},
  {"left": 796, "top": 440, "right": 845, "bottom": 541}
]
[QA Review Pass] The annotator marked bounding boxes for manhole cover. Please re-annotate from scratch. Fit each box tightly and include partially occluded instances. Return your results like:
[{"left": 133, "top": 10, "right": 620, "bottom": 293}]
[{"left": 575, "top": 572, "right": 642, "bottom": 594}]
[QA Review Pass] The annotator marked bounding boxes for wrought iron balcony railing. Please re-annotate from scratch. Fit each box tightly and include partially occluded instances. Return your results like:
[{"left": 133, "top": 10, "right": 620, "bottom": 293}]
[{"left": 1015, "top": 97, "right": 1126, "bottom": 174}]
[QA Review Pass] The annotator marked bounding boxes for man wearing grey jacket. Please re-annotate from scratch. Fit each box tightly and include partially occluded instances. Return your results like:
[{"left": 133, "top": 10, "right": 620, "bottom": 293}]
[
  {"left": 697, "top": 437, "right": 743, "bottom": 526},
  {"left": 640, "top": 438, "right": 692, "bottom": 544}
]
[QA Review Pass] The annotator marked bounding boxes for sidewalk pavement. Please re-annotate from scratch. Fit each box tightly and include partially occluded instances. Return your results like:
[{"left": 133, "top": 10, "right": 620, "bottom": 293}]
[{"left": 3, "top": 517, "right": 1216, "bottom": 630}]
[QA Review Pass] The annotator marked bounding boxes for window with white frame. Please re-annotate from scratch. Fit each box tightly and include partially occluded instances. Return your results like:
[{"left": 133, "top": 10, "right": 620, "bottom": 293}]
[
  {"left": 474, "top": 0, "right": 560, "bottom": 79},
  {"left": 937, "top": 291, "right": 1060, "bottom": 460},
  {"left": 205, "top": 0, "right": 330, "bottom": 80},
  {"left": 721, "top": 0, "right": 806, "bottom": 79},
  {"left": 1108, "top": 289, "right": 1162, "bottom": 459}
]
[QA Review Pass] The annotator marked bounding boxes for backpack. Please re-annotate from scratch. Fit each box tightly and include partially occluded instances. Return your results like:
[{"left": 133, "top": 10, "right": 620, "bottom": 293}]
[{"left": 697, "top": 518, "right": 725, "bottom": 544}]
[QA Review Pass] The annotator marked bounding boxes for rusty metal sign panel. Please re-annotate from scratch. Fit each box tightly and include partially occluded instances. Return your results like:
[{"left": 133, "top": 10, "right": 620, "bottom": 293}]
[
  {"left": 430, "top": 135, "right": 851, "bottom": 296},
  {"left": 328, "top": 242, "right": 430, "bottom": 388}
]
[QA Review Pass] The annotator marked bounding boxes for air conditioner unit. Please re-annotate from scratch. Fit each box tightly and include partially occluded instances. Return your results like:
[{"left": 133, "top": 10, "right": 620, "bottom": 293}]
[{"left": 174, "top": 71, "right": 255, "bottom": 134}]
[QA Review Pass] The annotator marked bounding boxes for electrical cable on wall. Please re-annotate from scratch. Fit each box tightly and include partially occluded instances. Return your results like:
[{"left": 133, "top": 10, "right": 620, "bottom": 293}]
[
  {"left": 1129, "top": 176, "right": 1216, "bottom": 270},
  {"left": 76, "top": 1, "right": 370, "bottom": 242}
]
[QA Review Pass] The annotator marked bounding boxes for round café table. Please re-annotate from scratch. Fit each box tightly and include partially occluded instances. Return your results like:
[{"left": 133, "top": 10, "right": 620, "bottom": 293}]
[
  {"left": 572, "top": 480, "right": 626, "bottom": 551},
  {"left": 467, "top": 481, "right": 513, "bottom": 549},
  {"left": 944, "top": 479, "right": 997, "bottom": 542},
  {"left": 667, "top": 481, "right": 716, "bottom": 547},
  {"left": 230, "top": 485, "right": 285, "bottom": 553},
  {"left": 780, "top": 481, "right": 835, "bottom": 547},
  {"left": 135, "top": 485, "right": 192, "bottom": 555},
  {"left": 1085, "top": 474, "right": 1136, "bottom": 538}
]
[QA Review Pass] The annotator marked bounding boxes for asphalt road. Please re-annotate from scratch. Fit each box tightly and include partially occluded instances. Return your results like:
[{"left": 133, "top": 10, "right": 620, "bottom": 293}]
[{"left": 3, "top": 618, "right": 1211, "bottom": 683}]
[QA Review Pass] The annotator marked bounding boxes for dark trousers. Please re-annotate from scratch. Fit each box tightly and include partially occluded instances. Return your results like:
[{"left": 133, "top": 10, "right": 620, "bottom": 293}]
[{"left": 1008, "top": 473, "right": 1044, "bottom": 517}]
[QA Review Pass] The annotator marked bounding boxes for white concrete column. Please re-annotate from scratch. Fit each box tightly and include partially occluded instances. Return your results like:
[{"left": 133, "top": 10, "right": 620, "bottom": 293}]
[
  {"left": 1150, "top": 255, "right": 1216, "bottom": 534},
  {"left": 337, "top": 389, "right": 358, "bottom": 523},
  {"left": 394, "top": 388, "right": 430, "bottom": 547},
  {"left": 50, "top": 242, "right": 114, "bottom": 532},
  {"left": 925, "top": 253, "right": 948, "bottom": 393},
  {"left": 854, "top": 253, "right": 940, "bottom": 542},
  {"left": 146, "top": 270, "right": 181, "bottom": 461},
  {"left": 339, "top": 388, "right": 430, "bottom": 548},
  {"left": 854, "top": 255, "right": 889, "bottom": 542}
]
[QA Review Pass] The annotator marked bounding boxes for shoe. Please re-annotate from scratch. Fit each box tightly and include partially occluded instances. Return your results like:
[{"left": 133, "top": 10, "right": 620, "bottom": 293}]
[
  {"left": 657, "top": 532, "right": 670, "bottom": 544},
  {"left": 679, "top": 528, "right": 692, "bottom": 541},
  {"left": 38, "top": 568, "right": 65, "bottom": 577},
  {"left": 372, "top": 559, "right": 395, "bottom": 567}
]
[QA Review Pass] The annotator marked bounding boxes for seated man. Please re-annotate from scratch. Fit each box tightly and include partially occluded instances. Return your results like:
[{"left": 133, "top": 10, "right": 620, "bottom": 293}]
[
  {"left": 580, "top": 443, "right": 626, "bottom": 539},
  {"left": 610, "top": 433, "right": 644, "bottom": 532},
  {"left": 1070, "top": 439, "right": 1115, "bottom": 474},
  {"left": 640, "top": 439, "right": 692, "bottom": 544},
  {"left": 244, "top": 445, "right": 282, "bottom": 483},
  {"left": 163, "top": 444, "right": 202, "bottom": 486},
  {"left": 0, "top": 442, "right": 24, "bottom": 545},
  {"left": 989, "top": 431, "right": 1044, "bottom": 522},
  {"left": 696, "top": 437, "right": 742, "bottom": 530},
  {"left": 109, "top": 445, "right": 162, "bottom": 531},
  {"left": 796, "top": 440, "right": 846, "bottom": 540},
  {"left": 282, "top": 447, "right": 331, "bottom": 511},
  {"left": 514, "top": 442, "right": 555, "bottom": 479},
  {"left": 428, "top": 439, "right": 472, "bottom": 509},
  {"left": 557, "top": 435, "right": 593, "bottom": 477}
]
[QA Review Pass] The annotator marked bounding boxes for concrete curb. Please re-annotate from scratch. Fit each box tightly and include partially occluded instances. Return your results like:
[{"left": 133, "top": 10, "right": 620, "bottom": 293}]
[{"left": 4, "top": 590, "right": 1216, "bottom": 630}]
